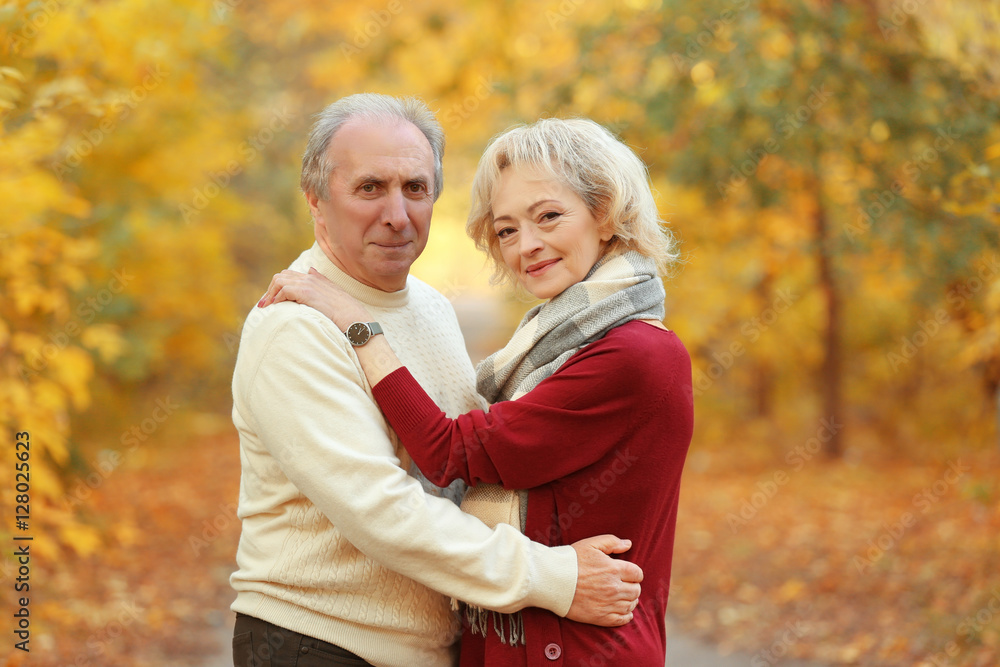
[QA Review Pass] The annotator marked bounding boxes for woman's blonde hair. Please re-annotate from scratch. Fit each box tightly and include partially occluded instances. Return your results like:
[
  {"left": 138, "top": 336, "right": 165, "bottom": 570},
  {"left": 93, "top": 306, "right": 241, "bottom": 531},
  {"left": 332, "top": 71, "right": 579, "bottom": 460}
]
[{"left": 467, "top": 118, "right": 678, "bottom": 286}]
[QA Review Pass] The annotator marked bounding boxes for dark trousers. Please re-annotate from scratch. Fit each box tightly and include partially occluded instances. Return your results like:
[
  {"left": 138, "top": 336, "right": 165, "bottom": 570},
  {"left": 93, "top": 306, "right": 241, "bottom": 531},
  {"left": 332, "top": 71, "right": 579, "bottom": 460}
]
[{"left": 233, "top": 613, "right": 374, "bottom": 666}]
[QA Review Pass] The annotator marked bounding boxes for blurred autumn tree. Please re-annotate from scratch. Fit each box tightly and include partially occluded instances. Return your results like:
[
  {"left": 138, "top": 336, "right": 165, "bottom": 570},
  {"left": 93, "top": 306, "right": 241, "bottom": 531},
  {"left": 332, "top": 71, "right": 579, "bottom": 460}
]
[
  {"left": 1, "top": 0, "right": 998, "bottom": 559},
  {"left": 498, "top": 0, "right": 1000, "bottom": 457}
]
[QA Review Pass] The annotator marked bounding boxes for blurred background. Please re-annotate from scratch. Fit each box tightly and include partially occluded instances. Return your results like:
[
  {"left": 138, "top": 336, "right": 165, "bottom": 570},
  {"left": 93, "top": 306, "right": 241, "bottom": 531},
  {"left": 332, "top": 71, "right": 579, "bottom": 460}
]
[{"left": 1, "top": 0, "right": 999, "bottom": 665}]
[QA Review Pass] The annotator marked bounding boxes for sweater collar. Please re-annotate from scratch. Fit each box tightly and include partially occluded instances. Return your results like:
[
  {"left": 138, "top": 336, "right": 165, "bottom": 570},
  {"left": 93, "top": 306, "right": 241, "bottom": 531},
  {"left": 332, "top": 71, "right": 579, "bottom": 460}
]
[{"left": 307, "top": 242, "right": 410, "bottom": 309}]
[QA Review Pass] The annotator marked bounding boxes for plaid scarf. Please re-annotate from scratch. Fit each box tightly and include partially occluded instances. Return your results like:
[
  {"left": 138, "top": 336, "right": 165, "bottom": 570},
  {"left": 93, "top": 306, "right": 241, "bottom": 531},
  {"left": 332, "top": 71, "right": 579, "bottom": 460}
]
[{"left": 457, "top": 250, "right": 666, "bottom": 645}]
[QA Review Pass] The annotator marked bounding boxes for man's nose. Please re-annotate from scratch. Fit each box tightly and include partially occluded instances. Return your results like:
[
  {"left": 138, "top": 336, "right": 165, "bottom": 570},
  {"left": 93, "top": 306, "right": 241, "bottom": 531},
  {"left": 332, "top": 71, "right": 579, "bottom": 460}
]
[{"left": 382, "top": 190, "right": 410, "bottom": 230}]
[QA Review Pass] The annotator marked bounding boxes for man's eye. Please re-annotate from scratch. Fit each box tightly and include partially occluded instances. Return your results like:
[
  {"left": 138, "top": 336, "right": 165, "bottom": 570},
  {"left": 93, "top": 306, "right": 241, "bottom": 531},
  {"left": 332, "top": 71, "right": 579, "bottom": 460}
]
[
  {"left": 361, "top": 184, "right": 376, "bottom": 193},
  {"left": 408, "top": 183, "right": 426, "bottom": 193}
]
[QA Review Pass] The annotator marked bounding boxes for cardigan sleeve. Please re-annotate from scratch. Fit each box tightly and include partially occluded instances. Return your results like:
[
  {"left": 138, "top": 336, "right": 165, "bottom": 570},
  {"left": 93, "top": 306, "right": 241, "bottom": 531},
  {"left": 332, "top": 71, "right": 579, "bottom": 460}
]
[
  {"left": 237, "top": 305, "right": 577, "bottom": 615},
  {"left": 373, "top": 324, "right": 678, "bottom": 490}
]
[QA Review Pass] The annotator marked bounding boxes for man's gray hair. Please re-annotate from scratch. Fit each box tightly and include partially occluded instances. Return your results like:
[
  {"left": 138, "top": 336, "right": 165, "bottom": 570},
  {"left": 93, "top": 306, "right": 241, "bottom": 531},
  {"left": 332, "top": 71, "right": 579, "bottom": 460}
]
[{"left": 300, "top": 93, "right": 445, "bottom": 201}]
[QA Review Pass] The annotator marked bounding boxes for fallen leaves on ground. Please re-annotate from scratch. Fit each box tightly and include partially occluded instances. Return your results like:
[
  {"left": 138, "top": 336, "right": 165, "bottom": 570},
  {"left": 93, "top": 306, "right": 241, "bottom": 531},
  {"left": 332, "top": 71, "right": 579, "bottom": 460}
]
[
  {"left": 669, "top": 447, "right": 1000, "bottom": 666},
  {"left": 6, "top": 432, "right": 241, "bottom": 667},
  {"left": 8, "top": 432, "right": 1000, "bottom": 667}
]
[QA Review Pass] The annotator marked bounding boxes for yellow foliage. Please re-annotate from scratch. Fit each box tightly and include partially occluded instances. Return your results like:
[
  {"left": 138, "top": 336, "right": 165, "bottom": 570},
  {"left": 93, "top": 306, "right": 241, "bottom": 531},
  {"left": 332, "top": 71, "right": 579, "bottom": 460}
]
[
  {"left": 81, "top": 324, "right": 126, "bottom": 363},
  {"left": 59, "top": 523, "right": 103, "bottom": 558}
]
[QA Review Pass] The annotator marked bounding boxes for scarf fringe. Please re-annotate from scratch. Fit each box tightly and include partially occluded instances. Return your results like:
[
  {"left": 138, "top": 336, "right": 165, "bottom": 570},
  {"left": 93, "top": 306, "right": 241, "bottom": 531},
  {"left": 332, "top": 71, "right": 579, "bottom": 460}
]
[{"left": 462, "top": 604, "right": 525, "bottom": 646}]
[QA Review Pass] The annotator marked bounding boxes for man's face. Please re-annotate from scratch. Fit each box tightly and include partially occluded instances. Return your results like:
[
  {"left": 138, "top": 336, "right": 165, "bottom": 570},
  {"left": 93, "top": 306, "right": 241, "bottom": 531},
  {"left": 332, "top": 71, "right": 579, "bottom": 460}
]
[{"left": 307, "top": 118, "right": 435, "bottom": 292}]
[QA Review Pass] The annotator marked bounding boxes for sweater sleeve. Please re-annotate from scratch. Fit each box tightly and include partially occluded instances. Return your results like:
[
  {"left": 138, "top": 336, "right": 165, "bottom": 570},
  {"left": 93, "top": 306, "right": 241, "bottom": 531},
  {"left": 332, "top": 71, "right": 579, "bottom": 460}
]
[
  {"left": 237, "top": 306, "right": 577, "bottom": 616},
  {"left": 373, "top": 326, "right": 667, "bottom": 490}
]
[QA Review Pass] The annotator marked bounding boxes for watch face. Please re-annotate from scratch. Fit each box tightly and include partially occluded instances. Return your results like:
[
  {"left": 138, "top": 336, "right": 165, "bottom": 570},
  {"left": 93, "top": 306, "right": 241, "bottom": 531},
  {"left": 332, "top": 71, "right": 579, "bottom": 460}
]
[{"left": 347, "top": 322, "right": 370, "bottom": 346}]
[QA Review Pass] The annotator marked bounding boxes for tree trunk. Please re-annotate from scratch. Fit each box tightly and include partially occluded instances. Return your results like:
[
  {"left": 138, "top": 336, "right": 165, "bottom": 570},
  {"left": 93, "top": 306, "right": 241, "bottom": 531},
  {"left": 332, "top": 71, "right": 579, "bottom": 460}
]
[
  {"left": 752, "top": 272, "right": 775, "bottom": 419},
  {"left": 815, "top": 198, "right": 844, "bottom": 458}
]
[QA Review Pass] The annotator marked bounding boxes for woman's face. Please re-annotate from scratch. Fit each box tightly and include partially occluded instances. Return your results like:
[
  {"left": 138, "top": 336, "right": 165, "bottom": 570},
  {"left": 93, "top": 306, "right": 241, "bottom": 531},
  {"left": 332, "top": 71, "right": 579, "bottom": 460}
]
[{"left": 491, "top": 165, "right": 612, "bottom": 300}]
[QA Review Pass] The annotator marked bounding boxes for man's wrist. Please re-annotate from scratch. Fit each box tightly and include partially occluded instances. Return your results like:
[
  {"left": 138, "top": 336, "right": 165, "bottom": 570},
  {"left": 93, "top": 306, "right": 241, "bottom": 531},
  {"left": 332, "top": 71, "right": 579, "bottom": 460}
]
[{"left": 523, "top": 542, "right": 578, "bottom": 617}]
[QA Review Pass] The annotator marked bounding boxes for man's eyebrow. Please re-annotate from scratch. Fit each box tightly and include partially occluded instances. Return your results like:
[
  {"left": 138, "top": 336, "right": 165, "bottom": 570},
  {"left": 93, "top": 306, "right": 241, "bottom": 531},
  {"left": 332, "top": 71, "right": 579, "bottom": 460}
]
[{"left": 352, "top": 174, "right": 385, "bottom": 187}]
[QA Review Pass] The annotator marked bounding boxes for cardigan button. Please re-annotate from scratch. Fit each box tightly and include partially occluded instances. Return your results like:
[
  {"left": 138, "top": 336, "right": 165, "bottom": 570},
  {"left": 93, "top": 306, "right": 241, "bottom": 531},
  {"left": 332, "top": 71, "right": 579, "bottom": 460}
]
[{"left": 544, "top": 642, "right": 562, "bottom": 660}]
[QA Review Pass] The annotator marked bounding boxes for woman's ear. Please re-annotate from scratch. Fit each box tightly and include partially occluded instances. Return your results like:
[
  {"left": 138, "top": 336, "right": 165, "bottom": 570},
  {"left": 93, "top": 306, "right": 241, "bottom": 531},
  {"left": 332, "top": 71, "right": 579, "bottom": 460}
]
[{"left": 598, "top": 220, "right": 615, "bottom": 243}]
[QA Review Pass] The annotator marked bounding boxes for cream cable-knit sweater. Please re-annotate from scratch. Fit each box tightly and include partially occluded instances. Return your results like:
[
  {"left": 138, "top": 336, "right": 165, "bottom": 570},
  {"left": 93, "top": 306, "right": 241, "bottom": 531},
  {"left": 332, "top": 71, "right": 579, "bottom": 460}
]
[{"left": 230, "top": 243, "right": 577, "bottom": 666}]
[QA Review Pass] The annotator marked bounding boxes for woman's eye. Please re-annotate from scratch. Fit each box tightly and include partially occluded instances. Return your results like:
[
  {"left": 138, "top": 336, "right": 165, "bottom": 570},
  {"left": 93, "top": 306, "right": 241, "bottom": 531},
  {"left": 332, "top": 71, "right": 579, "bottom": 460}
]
[
  {"left": 496, "top": 227, "right": 516, "bottom": 239},
  {"left": 540, "top": 211, "right": 561, "bottom": 222}
]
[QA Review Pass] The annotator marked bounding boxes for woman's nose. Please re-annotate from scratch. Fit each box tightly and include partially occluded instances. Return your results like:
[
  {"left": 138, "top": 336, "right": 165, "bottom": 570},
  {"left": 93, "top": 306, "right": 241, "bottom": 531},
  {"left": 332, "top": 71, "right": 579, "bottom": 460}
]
[{"left": 519, "top": 226, "right": 543, "bottom": 256}]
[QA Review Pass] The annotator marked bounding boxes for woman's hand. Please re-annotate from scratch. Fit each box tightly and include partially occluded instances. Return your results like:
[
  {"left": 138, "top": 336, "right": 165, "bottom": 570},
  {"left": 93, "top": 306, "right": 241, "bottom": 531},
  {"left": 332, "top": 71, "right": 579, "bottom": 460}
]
[
  {"left": 259, "top": 268, "right": 370, "bottom": 330},
  {"left": 260, "top": 267, "right": 403, "bottom": 386}
]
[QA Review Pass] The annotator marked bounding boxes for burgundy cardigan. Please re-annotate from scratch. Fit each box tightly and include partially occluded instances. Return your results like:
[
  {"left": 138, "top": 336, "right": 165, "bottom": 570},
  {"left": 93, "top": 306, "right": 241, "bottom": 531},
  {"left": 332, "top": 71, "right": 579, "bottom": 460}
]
[{"left": 372, "top": 321, "right": 694, "bottom": 667}]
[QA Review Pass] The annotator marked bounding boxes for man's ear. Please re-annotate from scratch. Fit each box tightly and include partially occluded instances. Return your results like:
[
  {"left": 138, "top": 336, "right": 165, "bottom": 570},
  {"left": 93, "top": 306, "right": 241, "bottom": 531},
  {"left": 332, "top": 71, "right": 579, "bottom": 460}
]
[{"left": 305, "top": 191, "right": 321, "bottom": 220}]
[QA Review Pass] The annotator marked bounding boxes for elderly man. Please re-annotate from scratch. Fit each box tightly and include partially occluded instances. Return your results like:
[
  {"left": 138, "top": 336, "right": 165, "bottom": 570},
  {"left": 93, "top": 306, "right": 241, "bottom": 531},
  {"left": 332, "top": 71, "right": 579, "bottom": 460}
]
[{"left": 229, "top": 94, "right": 641, "bottom": 667}]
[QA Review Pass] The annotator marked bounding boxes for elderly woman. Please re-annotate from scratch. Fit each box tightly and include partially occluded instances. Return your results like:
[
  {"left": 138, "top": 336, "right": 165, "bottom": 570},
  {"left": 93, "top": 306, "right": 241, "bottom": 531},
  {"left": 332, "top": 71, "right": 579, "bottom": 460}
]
[{"left": 261, "top": 118, "right": 693, "bottom": 666}]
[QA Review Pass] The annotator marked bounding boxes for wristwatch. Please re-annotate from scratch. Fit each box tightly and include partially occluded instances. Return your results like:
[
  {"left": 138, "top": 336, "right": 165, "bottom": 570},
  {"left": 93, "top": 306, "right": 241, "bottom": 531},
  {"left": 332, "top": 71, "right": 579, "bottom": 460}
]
[{"left": 345, "top": 321, "right": 383, "bottom": 347}]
